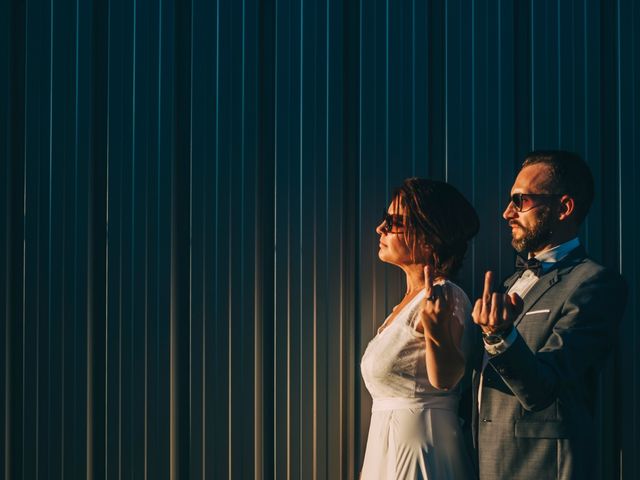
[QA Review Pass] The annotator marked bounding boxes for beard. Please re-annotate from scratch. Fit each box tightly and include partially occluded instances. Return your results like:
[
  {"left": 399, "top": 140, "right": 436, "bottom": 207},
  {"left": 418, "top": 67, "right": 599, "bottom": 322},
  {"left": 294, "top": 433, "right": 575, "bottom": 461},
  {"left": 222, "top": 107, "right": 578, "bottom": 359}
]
[{"left": 511, "top": 206, "right": 555, "bottom": 253}]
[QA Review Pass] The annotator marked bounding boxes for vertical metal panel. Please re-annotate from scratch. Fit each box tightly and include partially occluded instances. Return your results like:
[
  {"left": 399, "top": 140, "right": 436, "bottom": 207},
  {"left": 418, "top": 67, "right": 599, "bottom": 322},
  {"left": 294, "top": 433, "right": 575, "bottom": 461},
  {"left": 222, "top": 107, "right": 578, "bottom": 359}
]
[
  {"left": 616, "top": 1, "right": 639, "bottom": 479},
  {"left": 1, "top": 1, "right": 639, "bottom": 479},
  {"left": 0, "top": 2, "right": 9, "bottom": 478}
]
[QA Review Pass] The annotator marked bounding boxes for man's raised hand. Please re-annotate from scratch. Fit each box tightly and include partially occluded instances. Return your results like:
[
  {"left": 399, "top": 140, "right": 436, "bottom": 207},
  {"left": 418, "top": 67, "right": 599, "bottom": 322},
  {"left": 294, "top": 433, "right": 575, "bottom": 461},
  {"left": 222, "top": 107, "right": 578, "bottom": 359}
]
[{"left": 472, "top": 271, "right": 523, "bottom": 334}]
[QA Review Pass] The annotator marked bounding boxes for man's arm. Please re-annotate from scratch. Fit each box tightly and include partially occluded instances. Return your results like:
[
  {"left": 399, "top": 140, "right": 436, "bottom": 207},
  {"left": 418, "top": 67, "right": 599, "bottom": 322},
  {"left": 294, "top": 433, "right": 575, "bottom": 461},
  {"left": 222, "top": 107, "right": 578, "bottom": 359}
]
[{"left": 488, "top": 269, "right": 627, "bottom": 411}]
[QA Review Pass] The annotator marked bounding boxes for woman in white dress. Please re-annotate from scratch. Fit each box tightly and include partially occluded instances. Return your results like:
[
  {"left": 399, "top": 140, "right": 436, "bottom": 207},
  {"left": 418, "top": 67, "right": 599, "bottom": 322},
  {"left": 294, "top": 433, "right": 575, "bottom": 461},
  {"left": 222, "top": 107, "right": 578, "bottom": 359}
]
[{"left": 360, "top": 178, "right": 479, "bottom": 479}]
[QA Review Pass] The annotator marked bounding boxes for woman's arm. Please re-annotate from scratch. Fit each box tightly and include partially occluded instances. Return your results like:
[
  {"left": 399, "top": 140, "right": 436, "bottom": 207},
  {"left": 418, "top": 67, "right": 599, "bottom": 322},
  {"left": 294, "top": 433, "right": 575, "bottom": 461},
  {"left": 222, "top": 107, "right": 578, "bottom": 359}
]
[{"left": 418, "top": 266, "right": 466, "bottom": 390}]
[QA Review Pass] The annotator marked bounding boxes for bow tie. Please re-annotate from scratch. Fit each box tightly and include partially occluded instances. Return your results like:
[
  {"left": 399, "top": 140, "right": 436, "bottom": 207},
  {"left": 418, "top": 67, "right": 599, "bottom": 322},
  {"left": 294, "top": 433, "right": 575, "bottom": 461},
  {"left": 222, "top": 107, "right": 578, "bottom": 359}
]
[{"left": 515, "top": 256, "right": 543, "bottom": 276}]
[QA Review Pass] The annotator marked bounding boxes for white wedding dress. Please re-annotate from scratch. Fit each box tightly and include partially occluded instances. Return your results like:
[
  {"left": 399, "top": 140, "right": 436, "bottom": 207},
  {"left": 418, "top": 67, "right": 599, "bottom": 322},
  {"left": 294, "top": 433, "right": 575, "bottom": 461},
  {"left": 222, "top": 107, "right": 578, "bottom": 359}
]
[{"left": 360, "top": 281, "right": 475, "bottom": 479}]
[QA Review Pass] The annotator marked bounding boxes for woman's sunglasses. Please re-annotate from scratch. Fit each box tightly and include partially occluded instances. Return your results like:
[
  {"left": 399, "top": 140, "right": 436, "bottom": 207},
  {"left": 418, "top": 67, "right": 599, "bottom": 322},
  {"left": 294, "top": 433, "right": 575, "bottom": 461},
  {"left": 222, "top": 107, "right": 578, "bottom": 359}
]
[
  {"left": 509, "top": 193, "right": 562, "bottom": 212},
  {"left": 380, "top": 210, "right": 405, "bottom": 233}
]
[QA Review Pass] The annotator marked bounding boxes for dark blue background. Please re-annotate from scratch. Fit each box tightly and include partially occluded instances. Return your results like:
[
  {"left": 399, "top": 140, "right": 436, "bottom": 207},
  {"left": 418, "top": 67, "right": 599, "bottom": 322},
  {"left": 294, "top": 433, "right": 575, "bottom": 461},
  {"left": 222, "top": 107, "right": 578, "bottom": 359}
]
[{"left": 1, "top": 0, "right": 638, "bottom": 478}]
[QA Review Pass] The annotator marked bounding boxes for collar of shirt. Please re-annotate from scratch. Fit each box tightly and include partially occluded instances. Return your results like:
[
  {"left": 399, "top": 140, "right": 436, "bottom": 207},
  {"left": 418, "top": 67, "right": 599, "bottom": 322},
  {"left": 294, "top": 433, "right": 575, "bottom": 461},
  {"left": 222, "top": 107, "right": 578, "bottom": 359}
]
[{"left": 531, "top": 237, "right": 580, "bottom": 274}]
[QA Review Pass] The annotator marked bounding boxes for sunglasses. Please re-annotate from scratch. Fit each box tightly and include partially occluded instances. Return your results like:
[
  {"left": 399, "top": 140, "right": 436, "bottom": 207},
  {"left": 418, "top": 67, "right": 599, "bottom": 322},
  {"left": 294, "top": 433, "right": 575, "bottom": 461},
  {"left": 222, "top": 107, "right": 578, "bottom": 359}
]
[
  {"left": 509, "top": 193, "right": 562, "bottom": 212},
  {"left": 381, "top": 209, "right": 405, "bottom": 233}
]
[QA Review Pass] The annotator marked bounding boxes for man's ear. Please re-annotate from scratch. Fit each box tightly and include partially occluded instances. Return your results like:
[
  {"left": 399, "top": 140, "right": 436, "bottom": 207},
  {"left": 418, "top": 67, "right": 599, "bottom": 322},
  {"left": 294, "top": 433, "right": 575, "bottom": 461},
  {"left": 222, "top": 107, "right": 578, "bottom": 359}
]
[{"left": 558, "top": 195, "right": 575, "bottom": 221}]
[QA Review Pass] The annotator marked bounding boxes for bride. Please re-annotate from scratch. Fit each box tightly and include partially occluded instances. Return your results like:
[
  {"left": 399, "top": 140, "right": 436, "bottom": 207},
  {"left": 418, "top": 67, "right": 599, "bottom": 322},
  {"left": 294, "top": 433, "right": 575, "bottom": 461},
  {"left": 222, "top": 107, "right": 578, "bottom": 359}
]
[{"left": 360, "top": 178, "right": 479, "bottom": 479}]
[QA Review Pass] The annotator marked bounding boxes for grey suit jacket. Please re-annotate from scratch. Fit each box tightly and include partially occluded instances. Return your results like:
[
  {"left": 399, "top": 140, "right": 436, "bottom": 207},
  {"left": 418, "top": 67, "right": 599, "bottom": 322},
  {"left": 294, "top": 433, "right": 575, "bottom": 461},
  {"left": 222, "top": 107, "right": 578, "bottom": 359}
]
[{"left": 470, "top": 246, "right": 627, "bottom": 480}]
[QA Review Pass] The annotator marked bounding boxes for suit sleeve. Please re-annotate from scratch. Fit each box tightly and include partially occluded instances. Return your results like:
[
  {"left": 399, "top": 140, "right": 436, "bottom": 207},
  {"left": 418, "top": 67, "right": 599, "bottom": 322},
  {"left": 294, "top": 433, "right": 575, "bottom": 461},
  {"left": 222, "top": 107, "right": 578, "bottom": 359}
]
[{"left": 487, "top": 268, "right": 627, "bottom": 412}]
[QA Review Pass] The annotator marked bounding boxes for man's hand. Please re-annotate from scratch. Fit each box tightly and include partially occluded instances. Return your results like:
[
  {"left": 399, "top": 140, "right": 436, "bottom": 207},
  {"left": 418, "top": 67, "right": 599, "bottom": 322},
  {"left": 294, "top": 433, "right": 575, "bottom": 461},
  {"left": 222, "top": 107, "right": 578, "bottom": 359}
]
[{"left": 472, "top": 271, "right": 523, "bottom": 335}]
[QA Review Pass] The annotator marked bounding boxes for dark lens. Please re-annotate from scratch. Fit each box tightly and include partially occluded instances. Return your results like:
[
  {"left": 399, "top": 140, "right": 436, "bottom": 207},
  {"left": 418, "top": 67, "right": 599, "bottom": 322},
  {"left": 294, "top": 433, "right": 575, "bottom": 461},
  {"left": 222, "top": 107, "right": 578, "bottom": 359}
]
[
  {"left": 382, "top": 209, "right": 391, "bottom": 231},
  {"left": 381, "top": 209, "right": 405, "bottom": 232},
  {"left": 511, "top": 193, "right": 523, "bottom": 211}
]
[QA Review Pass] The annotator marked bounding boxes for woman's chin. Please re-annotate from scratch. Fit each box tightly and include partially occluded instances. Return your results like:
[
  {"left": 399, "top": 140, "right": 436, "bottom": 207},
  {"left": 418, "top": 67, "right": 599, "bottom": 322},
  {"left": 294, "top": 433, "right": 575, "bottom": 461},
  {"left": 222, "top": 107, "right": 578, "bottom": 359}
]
[{"left": 378, "top": 251, "right": 397, "bottom": 265}]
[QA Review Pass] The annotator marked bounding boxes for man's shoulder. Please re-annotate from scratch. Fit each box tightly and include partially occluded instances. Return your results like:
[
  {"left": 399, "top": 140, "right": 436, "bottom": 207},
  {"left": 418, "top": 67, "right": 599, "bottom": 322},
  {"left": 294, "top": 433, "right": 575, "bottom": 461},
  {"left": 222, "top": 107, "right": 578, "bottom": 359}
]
[
  {"left": 565, "top": 254, "right": 624, "bottom": 284},
  {"left": 557, "top": 254, "right": 627, "bottom": 305}
]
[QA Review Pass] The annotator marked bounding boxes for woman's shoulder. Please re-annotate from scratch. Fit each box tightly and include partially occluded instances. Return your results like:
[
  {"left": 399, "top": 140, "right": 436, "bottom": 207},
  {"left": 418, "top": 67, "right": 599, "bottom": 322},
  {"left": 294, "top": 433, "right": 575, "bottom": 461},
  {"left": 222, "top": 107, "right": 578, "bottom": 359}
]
[
  {"left": 404, "top": 279, "right": 472, "bottom": 328},
  {"left": 442, "top": 279, "right": 472, "bottom": 304},
  {"left": 442, "top": 279, "right": 472, "bottom": 321}
]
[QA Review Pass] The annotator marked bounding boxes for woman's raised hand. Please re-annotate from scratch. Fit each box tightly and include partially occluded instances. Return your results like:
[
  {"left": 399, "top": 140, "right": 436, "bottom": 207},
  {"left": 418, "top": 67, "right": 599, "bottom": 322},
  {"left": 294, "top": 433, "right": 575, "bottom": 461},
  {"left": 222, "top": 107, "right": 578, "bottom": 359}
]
[{"left": 420, "top": 264, "right": 462, "bottom": 346}]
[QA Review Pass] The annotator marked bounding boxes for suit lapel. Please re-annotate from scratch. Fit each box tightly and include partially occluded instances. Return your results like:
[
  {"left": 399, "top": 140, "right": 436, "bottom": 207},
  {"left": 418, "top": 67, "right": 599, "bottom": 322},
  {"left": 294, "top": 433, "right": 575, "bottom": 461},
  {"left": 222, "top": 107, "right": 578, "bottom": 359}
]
[
  {"left": 512, "top": 245, "right": 586, "bottom": 327},
  {"left": 514, "top": 270, "right": 558, "bottom": 326}
]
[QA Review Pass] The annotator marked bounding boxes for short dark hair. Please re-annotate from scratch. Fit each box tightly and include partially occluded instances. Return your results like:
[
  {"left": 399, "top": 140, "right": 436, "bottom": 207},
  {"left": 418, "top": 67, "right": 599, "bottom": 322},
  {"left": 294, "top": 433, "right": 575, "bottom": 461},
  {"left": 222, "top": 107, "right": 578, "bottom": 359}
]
[
  {"left": 522, "top": 150, "right": 595, "bottom": 225},
  {"left": 392, "top": 178, "right": 480, "bottom": 278}
]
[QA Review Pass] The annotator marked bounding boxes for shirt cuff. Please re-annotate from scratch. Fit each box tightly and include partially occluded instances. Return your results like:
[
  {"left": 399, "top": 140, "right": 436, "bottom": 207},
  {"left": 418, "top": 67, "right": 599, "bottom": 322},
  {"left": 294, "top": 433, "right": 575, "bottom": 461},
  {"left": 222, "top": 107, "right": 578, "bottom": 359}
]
[{"left": 483, "top": 327, "right": 519, "bottom": 356}]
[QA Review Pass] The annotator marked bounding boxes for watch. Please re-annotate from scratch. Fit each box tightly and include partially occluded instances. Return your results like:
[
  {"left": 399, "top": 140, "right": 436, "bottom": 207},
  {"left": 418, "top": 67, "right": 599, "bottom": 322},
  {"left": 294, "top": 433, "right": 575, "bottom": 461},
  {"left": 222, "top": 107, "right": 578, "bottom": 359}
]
[{"left": 482, "top": 325, "right": 514, "bottom": 345}]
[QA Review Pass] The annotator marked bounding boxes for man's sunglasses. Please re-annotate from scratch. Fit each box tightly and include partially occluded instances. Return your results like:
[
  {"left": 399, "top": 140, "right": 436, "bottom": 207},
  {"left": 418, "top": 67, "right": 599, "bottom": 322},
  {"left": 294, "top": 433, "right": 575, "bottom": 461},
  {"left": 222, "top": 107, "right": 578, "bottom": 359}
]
[
  {"left": 381, "top": 210, "right": 405, "bottom": 233},
  {"left": 509, "top": 193, "right": 562, "bottom": 212}
]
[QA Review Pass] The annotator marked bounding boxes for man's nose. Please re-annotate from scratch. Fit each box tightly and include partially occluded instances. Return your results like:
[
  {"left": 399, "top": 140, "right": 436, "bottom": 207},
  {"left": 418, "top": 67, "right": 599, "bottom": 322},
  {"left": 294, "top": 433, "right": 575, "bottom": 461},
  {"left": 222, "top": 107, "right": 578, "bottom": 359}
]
[{"left": 503, "top": 202, "right": 517, "bottom": 220}]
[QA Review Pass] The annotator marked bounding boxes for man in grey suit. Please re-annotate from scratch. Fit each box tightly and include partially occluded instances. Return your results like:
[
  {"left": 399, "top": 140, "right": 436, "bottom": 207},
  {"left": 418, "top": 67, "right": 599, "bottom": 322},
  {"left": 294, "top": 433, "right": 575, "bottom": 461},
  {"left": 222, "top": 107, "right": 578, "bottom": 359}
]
[{"left": 470, "top": 151, "right": 627, "bottom": 479}]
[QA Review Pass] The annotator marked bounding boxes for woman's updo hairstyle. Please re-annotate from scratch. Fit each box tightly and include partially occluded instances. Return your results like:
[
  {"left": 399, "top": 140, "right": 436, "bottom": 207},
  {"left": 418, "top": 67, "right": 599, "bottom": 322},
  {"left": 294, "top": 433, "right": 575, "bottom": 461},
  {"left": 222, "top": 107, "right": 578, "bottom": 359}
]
[{"left": 391, "top": 178, "right": 480, "bottom": 278}]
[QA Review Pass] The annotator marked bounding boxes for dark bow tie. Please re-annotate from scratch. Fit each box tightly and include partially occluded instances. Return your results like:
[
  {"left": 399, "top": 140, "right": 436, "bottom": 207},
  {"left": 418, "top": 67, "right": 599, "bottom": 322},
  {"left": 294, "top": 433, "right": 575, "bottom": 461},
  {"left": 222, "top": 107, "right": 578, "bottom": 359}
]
[{"left": 515, "top": 256, "right": 543, "bottom": 276}]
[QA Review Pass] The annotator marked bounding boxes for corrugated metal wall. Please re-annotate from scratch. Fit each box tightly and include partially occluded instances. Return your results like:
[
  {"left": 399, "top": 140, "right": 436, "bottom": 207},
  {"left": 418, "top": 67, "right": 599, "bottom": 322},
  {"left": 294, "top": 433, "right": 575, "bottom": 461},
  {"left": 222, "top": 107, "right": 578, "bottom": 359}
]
[{"left": 1, "top": 0, "right": 638, "bottom": 479}]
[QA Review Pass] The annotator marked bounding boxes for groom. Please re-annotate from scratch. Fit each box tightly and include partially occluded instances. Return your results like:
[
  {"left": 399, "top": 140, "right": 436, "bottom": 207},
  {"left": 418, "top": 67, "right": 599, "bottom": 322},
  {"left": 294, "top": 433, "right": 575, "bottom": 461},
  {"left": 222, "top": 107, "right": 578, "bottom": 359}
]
[{"left": 470, "top": 151, "right": 627, "bottom": 479}]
